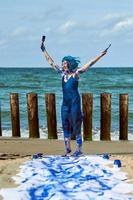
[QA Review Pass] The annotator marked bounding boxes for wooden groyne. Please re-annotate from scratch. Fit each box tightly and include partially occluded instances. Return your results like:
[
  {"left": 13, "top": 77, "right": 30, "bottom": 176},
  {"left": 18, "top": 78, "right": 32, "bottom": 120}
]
[
  {"left": 27, "top": 93, "right": 40, "bottom": 138},
  {"left": 0, "top": 93, "right": 129, "bottom": 141},
  {"left": 100, "top": 93, "right": 111, "bottom": 141},
  {"left": 10, "top": 93, "right": 21, "bottom": 137}
]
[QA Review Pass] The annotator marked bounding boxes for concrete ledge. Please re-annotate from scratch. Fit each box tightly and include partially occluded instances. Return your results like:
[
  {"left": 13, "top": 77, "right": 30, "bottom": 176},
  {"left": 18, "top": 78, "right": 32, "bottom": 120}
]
[{"left": 0, "top": 137, "right": 133, "bottom": 155}]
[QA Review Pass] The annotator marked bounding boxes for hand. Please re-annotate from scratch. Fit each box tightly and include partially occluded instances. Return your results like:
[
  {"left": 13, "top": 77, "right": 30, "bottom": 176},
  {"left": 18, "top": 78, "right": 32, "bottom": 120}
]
[
  {"left": 40, "top": 42, "right": 45, "bottom": 52},
  {"left": 101, "top": 50, "right": 107, "bottom": 57}
]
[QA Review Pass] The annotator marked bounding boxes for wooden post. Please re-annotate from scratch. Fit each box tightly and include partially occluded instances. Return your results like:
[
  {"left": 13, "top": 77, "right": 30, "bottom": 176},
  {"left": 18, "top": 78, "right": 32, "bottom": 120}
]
[
  {"left": 119, "top": 94, "right": 128, "bottom": 140},
  {"left": 100, "top": 93, "right": 111, "bottom": 140},
  {"left": 82, "top": 93, "right": 93, "bottom": 141},
  {"left": 0, "top": 103, "right": 2, "bottom": 136},
  {"left": 45, "top": 93, "right": 57, "bottom": 139},
  {"left": 10, "top": 93, "right": 20, "bottom": 137},
  {"left": 27, "top": 93, "right": 40, "bottom": 138}
]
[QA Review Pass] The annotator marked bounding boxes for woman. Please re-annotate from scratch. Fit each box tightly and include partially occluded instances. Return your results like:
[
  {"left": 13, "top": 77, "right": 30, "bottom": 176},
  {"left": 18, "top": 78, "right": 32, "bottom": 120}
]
[{"left": 41, "top": 40, "right": 107, "bottom": 157}]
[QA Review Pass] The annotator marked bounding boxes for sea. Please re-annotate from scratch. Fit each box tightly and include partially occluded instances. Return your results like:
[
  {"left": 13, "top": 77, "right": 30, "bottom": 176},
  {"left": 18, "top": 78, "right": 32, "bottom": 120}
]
[{"left": 0, "top": 67, "right": 133, "bottom": 140}]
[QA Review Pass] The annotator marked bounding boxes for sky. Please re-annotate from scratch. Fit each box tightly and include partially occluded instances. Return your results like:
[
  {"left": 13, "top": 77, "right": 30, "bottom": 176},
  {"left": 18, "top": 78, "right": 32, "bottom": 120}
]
[{"left": 0, "top": 0, "right": 133, "bottom": 68}]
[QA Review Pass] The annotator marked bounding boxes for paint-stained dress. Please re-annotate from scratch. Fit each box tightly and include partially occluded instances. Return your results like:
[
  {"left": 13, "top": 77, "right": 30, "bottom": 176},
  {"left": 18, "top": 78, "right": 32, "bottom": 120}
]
[
  {"left": 61, "top": 74, "right": 83, "bottom": 138},
  {"left": 55, "top": 65, "right": 83, "bottom": 149}
]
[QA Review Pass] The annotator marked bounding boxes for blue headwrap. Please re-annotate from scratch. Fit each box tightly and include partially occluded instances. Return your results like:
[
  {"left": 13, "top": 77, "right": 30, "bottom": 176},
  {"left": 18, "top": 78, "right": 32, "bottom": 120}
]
[{"left": 62, "top": 56, "right": 80, "bottom": 72}]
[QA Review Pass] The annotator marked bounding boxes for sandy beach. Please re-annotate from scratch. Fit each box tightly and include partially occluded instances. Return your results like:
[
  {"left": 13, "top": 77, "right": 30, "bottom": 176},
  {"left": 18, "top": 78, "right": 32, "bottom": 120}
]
[
  {"left": 0, "top": 155, "right": 30, "bottom": 189},
  {"left": 0, "top": 139, "right": 133, "bottom": 199},
  {"left": 0, "top": 155, "right": 30, "bottom": 200},
  {"left": 110, "top": 154, "right": 133, "bottom": 183}
]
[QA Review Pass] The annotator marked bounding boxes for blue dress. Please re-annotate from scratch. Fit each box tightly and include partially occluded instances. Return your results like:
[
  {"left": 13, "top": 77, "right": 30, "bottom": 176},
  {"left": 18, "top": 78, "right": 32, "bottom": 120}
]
[{"left": 61, "top": 74, "right": 83, "bottom": 148}]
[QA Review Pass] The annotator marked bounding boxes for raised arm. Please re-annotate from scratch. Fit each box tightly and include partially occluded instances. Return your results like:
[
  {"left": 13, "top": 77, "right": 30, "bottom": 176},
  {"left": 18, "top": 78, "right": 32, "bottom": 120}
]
[
  {"left": 76, "top": 51, "right": 107, "bottom": 74},
  {"left": 41, "top": 42, "right": 62, "bottom": 73}
]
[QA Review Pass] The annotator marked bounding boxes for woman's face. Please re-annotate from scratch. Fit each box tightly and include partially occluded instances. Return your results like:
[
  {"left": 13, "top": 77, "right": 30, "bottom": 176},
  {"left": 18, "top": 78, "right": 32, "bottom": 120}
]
[{"left": 62, "top": 60, "right": 69, "bottom": 72}]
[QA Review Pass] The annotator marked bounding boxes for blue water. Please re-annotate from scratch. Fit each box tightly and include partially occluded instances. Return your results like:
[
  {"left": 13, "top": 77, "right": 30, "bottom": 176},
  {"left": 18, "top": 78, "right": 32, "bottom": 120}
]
[{"left": 0, "top": 67, "right": 133, "bottom": 139}]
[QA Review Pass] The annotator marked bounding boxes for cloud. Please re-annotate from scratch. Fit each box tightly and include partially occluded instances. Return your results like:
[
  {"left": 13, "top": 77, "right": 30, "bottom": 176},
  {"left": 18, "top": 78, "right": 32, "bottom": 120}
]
[
  {"left": 103, "top": 13, "right": 126, "bottom": 22},
  {"left": 112, "top": 17, "right": 133, "bottom": 32},
  {"left": 100, "top": 15, "right": 133, "bottom": 39},
  {"left": 27, "top": 5, "right": 65, "bottom": 23},
  {"left": 11, "top": 27, "right": 28, "bottom": 37},
  {"left": 58, "top": 21, "right": 77, "bottom": 34}
]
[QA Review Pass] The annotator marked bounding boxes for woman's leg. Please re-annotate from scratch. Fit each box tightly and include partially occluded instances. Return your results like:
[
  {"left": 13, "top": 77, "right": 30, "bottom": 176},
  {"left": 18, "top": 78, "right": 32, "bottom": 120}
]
[
  {"left": 71, "top": 104, "right": 83, "bottom": 153},
  {"left": 61, "top": 104, "right": 71, "bottom": 154}
]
